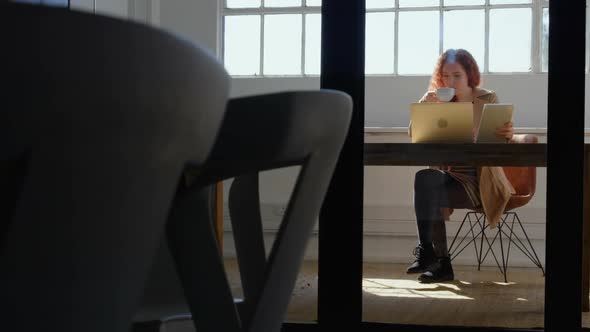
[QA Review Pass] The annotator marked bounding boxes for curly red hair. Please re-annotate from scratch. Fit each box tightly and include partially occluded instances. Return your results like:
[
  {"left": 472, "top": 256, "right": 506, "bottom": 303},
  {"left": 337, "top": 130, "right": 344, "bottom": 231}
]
[{"left": 429, "top": 49, "right": 481, "bottom": 90}]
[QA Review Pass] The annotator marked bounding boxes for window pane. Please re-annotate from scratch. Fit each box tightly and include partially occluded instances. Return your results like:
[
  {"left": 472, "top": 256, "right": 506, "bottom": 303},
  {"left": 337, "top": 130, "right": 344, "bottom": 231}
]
[
  {"left": 305, "top": 14, "right": 321, "bottom": 75},
  {"left": 366, "top": 0, "right": 394, "bottom": 9},
  {"left": 443, "top": 10, "right": 485, "bottom": 69},
  {"left": 366, "top": 12, "right": 395, "bottom": 74},
  {"left": 226, "top": 0, "right": 261, "bottom": 8},
  {"left": 490, "top": 0, "right": 531, "bottom": 4},
  {"left": 265, "top": 0, "right": 302, "bottom": 7},
  {"left": 224, "top": 15, "right": 261, "bottom": 75},
  {"left": 398, "top": 11, "right": 439, "bottom": 74},
  {"left": 542, "top": 7, "right": 548, "bottom": 72},
  {"left": 399, "top": 0, "right": 439, "bottom": 7},
  {"left": 444, "top": 0, "right": 484, "bottom": 5},
  {"left": 306, "top": 0, "right": 321, "bottom": 6},
  {"left": 264, "top": 14, "right": 302, "bottom": 75},
  {"left": 489, "top": 8, "right": 532, "bottom": 72}
]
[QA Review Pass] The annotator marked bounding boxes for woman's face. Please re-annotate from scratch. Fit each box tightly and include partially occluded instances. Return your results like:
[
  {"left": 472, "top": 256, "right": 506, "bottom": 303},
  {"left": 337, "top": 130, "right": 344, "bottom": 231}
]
[{"left": 442, "top": 62, "right": 470, "bottom": 94}]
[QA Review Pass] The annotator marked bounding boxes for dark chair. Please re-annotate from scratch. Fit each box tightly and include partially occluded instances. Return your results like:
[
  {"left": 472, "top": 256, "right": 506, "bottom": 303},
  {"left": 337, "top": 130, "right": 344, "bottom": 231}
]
[
  {"left": 134, "top": 90, "right": 352, "bottom": 332},
  {"left": 0, "top": 4, "right": 229, "bottom": 332},
  {"left": 448, "top": 134, "right": 545, "bottom": 282}
]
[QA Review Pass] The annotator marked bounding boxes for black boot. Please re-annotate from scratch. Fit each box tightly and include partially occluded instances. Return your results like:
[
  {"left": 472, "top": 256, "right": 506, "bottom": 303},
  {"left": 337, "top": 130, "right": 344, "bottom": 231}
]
[
  {"left": 418, "top": 256, "right": 454, "bottom": 283},
  {"left": 406, "top": 243, "right": 436, "bottom": 274}
]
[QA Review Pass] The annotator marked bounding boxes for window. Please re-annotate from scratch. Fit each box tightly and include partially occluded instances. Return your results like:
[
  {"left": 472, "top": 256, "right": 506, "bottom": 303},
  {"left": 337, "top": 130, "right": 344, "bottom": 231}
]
[
  {"left": 221, "top": 0, "right": 549, "bottom": 76},
  {"left": 222, "top": 0, "right": 322, "bottom": 76},
  {"left": 542, "top": 7, "right": 549, "bottom": 72},
  {"left": 224, "top": 15, "right": 261, "bottom": 75},
  {"left": 489, "top": 8, "right": 532, "bottom": 72}
]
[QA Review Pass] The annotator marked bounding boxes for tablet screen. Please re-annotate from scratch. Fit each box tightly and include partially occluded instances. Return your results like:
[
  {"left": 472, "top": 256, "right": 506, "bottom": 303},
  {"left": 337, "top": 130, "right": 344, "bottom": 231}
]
[{"left": 476, "top": 104, "right": 514, "bottom": 143}]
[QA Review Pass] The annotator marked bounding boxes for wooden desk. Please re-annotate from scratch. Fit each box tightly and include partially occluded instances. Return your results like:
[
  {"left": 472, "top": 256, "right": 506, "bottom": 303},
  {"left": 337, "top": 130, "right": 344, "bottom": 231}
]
[
  {"left": 213, "top": 143, "right": 590, "bottom": 311},
  {"left": 364, "top": 142, "right": 590, "bottom": 312}
]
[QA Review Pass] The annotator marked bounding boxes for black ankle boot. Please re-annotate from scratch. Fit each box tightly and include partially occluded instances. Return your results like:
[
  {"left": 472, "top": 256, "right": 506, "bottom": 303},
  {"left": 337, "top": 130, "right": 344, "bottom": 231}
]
[
  {"left": 418, "top": 256, "right": 454, "bottom": 283},
  {"left": 406, "top": 244, "right": 436, "bottom": 274}
]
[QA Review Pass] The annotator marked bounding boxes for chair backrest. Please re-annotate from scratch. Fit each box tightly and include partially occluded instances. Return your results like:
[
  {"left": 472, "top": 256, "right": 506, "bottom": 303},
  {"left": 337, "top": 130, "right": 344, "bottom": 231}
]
[
  {"left": 503, "top": 134, "right": 538, "bottom": 211},
  {"left": 160, "top": 90, "right": 352, "bottom": 332},
  {"left": 0, "top": 4, "right": 228, "bottom": 332}
]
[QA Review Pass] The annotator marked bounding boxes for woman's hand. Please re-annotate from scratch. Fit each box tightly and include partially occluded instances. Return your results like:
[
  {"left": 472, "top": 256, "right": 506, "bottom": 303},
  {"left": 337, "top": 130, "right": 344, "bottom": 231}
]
[
  {"left": 421, "top": 91, "right": 440, "bottom": 103},
  {"left": 495, "top": 122, "right": 514, "bottom": 141}
]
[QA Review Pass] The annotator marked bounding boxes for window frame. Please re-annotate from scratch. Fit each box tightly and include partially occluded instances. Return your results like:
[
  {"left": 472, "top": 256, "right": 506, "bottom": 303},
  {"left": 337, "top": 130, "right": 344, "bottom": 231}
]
[
  {"left": 220, "top": 0, "right": 550, "bottom": 77},
  {"left": 221, "top": 0, "right": 321, "bottom": 77}
]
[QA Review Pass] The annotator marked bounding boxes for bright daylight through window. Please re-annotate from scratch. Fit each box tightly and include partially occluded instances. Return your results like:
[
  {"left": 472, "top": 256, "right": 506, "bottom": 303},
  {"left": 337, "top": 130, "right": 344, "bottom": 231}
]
[{"left": 222, "top": 0, "right": 549, "bottom": 76}]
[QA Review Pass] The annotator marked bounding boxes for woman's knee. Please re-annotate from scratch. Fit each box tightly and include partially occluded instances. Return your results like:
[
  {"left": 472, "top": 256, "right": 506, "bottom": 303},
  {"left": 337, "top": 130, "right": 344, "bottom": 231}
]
[{"left": 414, "top": 169, "right": 445, "bottom": 191}]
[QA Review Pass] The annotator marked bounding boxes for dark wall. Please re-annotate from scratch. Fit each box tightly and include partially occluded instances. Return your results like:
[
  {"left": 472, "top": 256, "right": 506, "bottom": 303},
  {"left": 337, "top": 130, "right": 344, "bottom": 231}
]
[{"left": 12, "top": 0, "right": 68, "bottom": 7}]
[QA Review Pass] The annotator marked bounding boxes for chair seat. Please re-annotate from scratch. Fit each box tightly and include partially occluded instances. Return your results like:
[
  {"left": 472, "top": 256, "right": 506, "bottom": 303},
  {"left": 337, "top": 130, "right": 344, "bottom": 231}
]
[
  {"left": 469, "top": 194, "right": 533, "bottom": 213},
  {"left": 505, "top": 194, "right": 533, "bottom": 211}
]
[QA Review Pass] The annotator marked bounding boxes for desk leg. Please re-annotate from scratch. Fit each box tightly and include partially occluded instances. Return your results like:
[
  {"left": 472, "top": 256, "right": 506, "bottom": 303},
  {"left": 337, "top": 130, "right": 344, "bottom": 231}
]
[
  {"left": 583, "top": 151, "right": 590, "bottom": 312},
  {"left": 211, "top": 181, "right": 224, "bottom": 253}
]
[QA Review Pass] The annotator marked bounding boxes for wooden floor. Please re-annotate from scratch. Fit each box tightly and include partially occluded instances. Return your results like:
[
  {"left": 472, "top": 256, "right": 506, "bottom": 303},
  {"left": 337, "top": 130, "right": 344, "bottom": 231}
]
[{"left": 224, "top": 259, "right": 590, "bottom": 329}]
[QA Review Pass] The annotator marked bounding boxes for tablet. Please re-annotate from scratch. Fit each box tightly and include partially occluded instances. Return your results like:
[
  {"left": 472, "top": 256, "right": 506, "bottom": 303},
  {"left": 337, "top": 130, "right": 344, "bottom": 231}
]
[{"left": 476, "top": 103, "right": 514, "bottom": 143}]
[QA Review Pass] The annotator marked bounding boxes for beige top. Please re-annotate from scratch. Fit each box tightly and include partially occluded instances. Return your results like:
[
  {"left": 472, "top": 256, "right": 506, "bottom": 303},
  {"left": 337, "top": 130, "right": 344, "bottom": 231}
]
[{"left": 410, "top": 87, "right": 515, "bottom": 228}]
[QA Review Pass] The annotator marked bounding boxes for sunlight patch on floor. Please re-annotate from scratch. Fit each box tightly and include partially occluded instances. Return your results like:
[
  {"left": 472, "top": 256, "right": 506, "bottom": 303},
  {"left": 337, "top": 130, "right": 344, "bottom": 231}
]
[
  {"left": 363, "top": 278, "right": 474, "bottom": 300},
  {"left": 492, "top": 281, "right": 517, "bottom": 286}
]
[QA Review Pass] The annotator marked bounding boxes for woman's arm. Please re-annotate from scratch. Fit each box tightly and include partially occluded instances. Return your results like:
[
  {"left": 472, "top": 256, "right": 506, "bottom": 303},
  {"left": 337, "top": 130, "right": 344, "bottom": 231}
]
[
  {"left": 497, "top": 122, "right": 514, "bottom": 142},
  {"left": 489, "top": 92, "right": 499, "bottom": 104}
]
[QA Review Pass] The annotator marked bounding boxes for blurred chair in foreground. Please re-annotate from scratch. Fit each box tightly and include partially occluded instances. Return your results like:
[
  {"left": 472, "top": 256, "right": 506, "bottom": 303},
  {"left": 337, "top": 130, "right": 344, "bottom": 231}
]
[
  {"left": 134, "top": 90, "right": 352, "bottom": 332},
  {"left": 0, "top": 3, "right": 229, "bottom": 332}
]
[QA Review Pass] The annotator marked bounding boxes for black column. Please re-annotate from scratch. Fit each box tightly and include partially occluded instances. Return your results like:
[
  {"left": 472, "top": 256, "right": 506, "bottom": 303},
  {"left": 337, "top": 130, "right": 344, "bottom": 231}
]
[
  {"left": 318, "top": 0, "right": 365, "bottom": 330},
  {"left": 545, "top": 1, "right": 586, "bottom": 331}
]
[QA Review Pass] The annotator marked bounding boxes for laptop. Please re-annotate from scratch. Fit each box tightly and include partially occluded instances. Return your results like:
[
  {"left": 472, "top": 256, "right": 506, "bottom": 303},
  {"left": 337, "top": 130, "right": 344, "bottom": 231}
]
[
  {"left": 410, "top": 102, "right": 473, "bottom": 143},
  {"left": 476, "top": 103, "right": 514, "bottom": 143}
]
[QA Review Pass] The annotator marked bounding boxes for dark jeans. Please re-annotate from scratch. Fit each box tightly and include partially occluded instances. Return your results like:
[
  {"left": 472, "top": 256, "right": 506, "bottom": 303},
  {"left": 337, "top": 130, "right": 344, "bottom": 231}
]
[{"left": 414, "top": 169, "right": 477, "bottom": 257}]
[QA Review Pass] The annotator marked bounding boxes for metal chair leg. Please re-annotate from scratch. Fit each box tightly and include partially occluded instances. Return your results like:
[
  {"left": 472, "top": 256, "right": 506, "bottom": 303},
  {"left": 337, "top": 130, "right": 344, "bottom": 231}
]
[
  {"left": 449, "top": 212, "right": 487, "bottom": 262},
  {"left": 503, "top": 212, "right": 545, "bottom": 276},
  {"left": 476, "top": 214, "right": 486, "bottom": 270},
  {"left": 497, "top": 218, "right": 508, "bottom": 283},
  {"left": 451, "top": 211, "right": 544, "bottom": 282}
]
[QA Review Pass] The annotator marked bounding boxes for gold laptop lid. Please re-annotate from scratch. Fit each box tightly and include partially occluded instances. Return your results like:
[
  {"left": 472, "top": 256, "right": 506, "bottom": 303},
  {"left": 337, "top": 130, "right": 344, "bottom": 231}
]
[{"left": 410, "top": 102, "right": 474, "bottom": 143}]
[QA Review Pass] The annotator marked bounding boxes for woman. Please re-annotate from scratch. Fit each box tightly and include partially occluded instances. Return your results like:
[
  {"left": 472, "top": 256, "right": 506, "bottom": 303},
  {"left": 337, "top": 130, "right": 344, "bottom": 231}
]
[{"left": 408, "top": 49, "right": 514, "bottom": 283}]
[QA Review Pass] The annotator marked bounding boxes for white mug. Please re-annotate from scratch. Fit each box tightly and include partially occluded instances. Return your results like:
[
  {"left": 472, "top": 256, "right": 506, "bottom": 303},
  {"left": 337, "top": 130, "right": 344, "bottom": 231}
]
[{"left": 436, "top": 87, "right": 455, "bottom": 102}]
